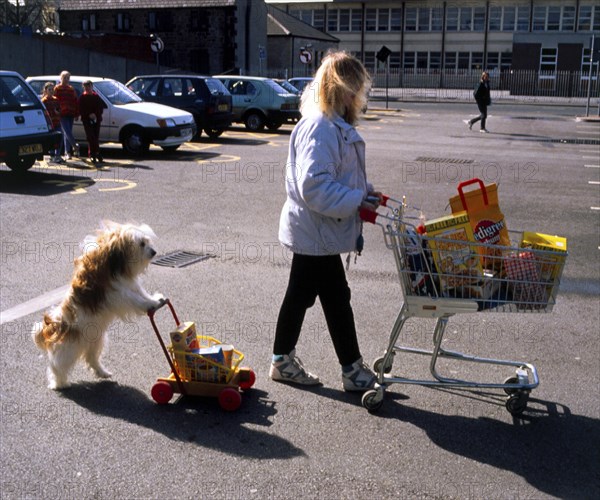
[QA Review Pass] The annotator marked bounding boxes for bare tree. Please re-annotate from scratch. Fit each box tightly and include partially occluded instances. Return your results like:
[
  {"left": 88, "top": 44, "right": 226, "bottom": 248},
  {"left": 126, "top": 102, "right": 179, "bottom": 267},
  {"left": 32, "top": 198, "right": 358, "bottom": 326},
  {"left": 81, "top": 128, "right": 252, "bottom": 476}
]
[{"left": 0, "top": 0, "right": 57, "bottom": 32}]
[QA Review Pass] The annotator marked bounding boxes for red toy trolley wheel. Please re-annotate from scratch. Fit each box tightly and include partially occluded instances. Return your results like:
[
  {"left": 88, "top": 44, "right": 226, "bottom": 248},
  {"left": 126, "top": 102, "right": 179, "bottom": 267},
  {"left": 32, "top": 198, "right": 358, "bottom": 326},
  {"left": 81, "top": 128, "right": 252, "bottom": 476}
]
[
  {"left": 151, "top": 381, "right": 174, "bottom": 404},
  {"left": 218, "top": 387, "right": 242, "bottom": 411},
  {"left": 238, "top": 369, "right": 256, "bottom": 390}
]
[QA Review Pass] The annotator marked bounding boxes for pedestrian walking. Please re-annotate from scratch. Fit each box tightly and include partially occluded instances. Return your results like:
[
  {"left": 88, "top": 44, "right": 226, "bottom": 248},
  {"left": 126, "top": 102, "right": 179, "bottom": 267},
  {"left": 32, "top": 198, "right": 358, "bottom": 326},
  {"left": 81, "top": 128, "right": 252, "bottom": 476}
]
[
  {"left": 54, "top": 71, "right": 80, "bottom": 159},
  {"left": 41, "top": 82, "right": 63, "bottom": 163},
  {"left": 464, "top": 71, "right": 491, "bottom": 133},
  {"left": 78, "top": 80, "right": 106, "bottom": 163},
  {"left": 270, "top": 51, "right": 382, "bottom": 392}
]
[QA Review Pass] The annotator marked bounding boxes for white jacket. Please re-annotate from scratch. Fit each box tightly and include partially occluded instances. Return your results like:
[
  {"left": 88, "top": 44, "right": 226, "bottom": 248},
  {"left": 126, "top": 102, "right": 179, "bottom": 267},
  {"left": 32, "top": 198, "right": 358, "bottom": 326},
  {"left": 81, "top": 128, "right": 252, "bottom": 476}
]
[{"left": 279, "top": 111, "right": 372, "bottom": 256}]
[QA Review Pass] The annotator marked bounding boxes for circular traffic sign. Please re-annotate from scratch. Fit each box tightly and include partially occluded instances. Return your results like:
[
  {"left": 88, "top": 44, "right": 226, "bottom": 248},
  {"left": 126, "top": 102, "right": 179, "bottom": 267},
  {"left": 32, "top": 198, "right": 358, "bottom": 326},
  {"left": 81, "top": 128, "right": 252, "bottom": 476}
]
[
  {"left": 299, "top": 50, "right": 312, "bottom": 64},
  {"left": 151, "top": 37, "right": 164, "bottom": 53}
]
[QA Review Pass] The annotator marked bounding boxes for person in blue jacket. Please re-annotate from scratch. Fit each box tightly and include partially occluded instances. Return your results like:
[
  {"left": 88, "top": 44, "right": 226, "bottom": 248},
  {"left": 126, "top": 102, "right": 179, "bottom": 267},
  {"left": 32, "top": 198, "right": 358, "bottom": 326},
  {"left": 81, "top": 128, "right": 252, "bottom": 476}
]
[
  {"left": 270, "top": 51, "right": 382, "bottom": 392},
  {"left": 465, "top": 71, "right": 491, "bottom": 133}
]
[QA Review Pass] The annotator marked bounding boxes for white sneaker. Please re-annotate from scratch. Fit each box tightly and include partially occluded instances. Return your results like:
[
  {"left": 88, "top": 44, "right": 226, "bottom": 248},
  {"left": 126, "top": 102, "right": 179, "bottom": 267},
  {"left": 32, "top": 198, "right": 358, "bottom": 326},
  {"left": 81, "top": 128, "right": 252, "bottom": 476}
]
[
  {"left": 342, "top": 358, "right": 378, "bottom": 392},
  {"left": 480, "top": 129, "right": 489, "bottom": 134},
  {"left": 463, "top": 119, "right": 472, "bottom": 130},
  {"left": 270, "top": 349, "right": 320, "bottom": 386}
]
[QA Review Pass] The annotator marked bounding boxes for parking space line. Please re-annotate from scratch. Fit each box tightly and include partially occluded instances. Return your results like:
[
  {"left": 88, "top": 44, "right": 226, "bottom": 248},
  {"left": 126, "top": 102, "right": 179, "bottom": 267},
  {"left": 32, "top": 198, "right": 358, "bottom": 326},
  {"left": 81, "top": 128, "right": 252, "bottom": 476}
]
[
  {"left": 585, "top": 164, "right": 600, "bottom": 168},
  {"left": 0, "top": 285, "right": 69, "bottom": 325}
]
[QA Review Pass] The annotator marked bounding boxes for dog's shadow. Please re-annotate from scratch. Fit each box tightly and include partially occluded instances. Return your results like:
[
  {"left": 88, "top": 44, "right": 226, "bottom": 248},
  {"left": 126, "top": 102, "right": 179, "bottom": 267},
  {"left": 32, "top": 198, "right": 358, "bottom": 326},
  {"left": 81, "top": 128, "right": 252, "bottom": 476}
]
[{"left": 60, "top": 381, "right": 304, "bottom": 460}]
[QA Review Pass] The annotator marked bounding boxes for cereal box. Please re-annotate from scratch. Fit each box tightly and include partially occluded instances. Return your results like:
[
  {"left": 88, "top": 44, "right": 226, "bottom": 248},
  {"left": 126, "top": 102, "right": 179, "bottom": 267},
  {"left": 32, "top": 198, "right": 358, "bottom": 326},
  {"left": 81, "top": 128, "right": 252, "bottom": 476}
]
[
  {"left": 425, "top": 211, "right": 483, "bottom": 295},
  {"left": 170, "top": 322, "right": 199, "bottom": 351},
  {"left": 520, "top": 232, "right": 567, "bottom": 302}
]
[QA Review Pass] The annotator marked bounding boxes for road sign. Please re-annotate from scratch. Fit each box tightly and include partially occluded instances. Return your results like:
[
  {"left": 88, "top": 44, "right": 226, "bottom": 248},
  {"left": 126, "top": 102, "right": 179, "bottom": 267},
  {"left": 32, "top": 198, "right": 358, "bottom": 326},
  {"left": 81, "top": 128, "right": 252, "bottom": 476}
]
[
  {"left": 151, "top": 37, "right": 164, "bottom": 54},
  {"left": 299, "top": 50, "right": 312, "bottom": 64}
]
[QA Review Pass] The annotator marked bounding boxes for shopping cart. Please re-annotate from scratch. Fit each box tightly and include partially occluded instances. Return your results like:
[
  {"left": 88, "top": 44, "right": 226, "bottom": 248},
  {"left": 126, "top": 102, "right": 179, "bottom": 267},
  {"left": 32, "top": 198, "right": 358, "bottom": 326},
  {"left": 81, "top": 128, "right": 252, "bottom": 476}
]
[
  {"left": 148, "top": 299, "right": 256, "bottom": 411},
  {"left": 359, "top": 196, "right": 567, "bottom": 415}
]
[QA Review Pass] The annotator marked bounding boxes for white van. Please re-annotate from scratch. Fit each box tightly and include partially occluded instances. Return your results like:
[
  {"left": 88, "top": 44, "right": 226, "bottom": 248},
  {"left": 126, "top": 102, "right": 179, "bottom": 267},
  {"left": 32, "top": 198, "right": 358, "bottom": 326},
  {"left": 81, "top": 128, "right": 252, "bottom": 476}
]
[
  {"left": 0, "top": 70, "right": 62, "bottom": 172},
  {"left": 27, "top": 75, "right": 196, "bottom": 155}
]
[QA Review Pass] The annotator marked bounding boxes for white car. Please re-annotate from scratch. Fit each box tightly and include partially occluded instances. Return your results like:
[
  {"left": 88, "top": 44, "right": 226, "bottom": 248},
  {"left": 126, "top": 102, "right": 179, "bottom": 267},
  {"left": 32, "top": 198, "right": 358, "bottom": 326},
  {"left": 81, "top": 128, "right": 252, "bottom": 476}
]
[
  {"left": 0, "top": 70, "right": 62, "bottom": 172},
  {"left": 27, "top": 75, "right": 196, "bottom": 155}
]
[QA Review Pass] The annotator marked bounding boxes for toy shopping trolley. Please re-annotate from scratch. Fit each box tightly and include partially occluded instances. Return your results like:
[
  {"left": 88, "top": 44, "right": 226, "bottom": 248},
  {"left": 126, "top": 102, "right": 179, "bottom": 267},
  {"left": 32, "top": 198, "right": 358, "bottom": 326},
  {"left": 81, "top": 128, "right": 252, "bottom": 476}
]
[
  {"left": 148, "top": 299, "right": 256, "bottom": 411},
  {"left": 359, "top": 196, "right": 567, "bottom": 415}
]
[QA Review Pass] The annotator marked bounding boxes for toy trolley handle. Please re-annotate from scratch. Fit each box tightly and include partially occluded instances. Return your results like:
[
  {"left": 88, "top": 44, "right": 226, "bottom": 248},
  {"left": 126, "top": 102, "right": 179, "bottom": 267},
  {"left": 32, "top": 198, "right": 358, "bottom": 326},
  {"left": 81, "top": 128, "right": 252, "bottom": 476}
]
[
  {"left": 457, "top": 178, "right": 489, "bottom": 210},
  {"left": 148, "top": 297, "right": 180, "bottom": 328}
]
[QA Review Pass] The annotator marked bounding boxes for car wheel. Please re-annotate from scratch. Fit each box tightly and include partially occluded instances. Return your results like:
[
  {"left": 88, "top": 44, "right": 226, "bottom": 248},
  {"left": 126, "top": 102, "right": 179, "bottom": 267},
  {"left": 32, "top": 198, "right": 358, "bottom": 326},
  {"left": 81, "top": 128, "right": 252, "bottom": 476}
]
[
  {"left": 244, "top": 112, "right": 265, "bottom": 132},
  {"left": 205, "top": 128, "right": 224, "bottom": 138},
  {"left": 5, "top": 156, "right": 36, "bottom": 172},
  {"left": 121, "top": 126, "right": 150, "bottom": 156},
  {"left": 266, "top": 121, "right": 282, "bottom": 131}
]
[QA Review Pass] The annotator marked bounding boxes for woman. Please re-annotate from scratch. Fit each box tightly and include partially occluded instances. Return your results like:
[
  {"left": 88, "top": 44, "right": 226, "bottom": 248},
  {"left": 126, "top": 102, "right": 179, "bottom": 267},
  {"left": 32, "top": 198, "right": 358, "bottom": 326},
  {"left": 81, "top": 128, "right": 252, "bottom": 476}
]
[
  {"left": 465, "top": 71, "right": 491, "bottom": 133},
  {"left": 54, "top": 71, "right": 80, "bottom": 158},
  {"left": 270, "top": 51, "right": 382, "bottom": 392},
  {"left": 41, "top": 82, "right": 63, "bottom": 163}
]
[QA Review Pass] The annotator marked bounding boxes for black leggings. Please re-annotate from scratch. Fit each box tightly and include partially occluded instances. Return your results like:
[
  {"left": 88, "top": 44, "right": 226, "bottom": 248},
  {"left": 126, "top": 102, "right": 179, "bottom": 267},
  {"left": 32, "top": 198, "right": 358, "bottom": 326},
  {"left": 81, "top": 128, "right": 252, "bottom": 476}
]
[
  {"left": 273, "top": 253, "right": 361, "bottom": 366},
  {"left": 470, "top": 101, "right": 488, "bottom": 130}
]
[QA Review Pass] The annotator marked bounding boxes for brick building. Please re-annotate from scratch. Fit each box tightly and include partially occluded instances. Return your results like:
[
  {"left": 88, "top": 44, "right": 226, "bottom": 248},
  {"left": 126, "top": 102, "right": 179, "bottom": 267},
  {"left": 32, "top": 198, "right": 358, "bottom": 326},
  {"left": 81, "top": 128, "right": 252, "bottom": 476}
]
[{"left": 56, "top": 0, "right": 268, "bottom": 75}]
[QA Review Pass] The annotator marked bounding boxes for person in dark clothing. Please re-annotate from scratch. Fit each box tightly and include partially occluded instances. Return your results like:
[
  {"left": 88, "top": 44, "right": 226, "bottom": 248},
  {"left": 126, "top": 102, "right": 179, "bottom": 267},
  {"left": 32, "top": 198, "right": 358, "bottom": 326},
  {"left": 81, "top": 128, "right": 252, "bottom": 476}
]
[
  {"left": 78, "top": 80, "right": 106, "bottom": 162},
  {"left": 464, "top": 71, "right": 491, "bottom": 133}
]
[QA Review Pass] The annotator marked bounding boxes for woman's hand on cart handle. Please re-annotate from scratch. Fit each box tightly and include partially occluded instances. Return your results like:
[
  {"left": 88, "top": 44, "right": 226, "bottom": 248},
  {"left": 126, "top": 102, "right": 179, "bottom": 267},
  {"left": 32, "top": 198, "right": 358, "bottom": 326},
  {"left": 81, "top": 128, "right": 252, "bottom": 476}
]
[{"left": 359, "top": 206, "right": 378, "bottom": 224}]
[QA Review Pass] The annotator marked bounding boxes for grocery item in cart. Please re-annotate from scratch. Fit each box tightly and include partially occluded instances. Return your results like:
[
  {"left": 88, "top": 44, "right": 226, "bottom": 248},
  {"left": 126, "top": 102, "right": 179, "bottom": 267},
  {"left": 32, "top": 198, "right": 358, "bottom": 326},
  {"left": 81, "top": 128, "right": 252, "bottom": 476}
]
[
  {"left": 405, "top": 228, "right": 438, "bottom": 296},
  {"left": 520, "top": 232, "right": 567, "bottom": 301},
  {"left": 449, "top": 179, "right": 510, "bottom": 268},
  {"left": 504, "top": 251, "right": 548, "bottom": 310},
  {"left": 424, "top": 211, "right": 483, "bottom": 294},
  {"left": 170, "top": 322, "right": 199, "bottom": 351}
]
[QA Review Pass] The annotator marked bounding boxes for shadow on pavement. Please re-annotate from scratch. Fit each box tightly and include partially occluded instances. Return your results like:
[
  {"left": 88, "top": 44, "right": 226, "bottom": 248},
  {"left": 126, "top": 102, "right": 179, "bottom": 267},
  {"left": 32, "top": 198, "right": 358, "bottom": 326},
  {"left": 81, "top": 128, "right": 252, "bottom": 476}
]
[{"left": 59, "top": 380, "right": 305, "bottom": 460}]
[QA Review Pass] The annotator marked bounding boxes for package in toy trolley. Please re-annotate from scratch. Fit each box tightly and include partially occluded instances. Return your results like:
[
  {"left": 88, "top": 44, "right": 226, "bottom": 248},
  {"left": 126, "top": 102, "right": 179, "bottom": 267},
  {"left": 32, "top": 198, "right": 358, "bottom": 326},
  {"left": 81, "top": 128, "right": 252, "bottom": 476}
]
[{"left": 424, "top": 211, "right": 483, "bottom": 295}]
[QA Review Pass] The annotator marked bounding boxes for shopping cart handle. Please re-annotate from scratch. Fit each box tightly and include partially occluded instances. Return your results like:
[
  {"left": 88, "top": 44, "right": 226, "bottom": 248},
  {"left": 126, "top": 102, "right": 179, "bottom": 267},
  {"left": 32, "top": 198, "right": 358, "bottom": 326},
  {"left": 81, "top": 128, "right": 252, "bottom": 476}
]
[
  {"left": 359, "top": 207, "right": 378, "bottom": 224},
  {"left": 380, "top": 194, "right": 390, "bottom": 207}
]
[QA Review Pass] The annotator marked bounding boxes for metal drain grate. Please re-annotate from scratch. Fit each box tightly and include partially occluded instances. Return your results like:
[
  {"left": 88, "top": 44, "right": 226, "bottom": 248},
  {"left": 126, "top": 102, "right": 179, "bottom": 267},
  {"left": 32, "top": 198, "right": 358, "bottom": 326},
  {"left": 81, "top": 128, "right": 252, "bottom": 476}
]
[
  {"left": 415, "top": 157, "right": 474, "bottom": 164},
  {"left": 152, "top": 251, "right": 213, "bottom": 268}
]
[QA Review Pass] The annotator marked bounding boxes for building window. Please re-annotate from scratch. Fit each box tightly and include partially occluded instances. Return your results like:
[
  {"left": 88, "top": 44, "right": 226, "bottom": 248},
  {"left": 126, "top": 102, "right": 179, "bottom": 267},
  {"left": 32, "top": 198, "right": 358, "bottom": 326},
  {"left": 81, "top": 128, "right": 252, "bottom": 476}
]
[
  {"left": 366, "top": 8, "right": 377, "bottom": 31},
  {"left": 391, "top": 8, "right": 402, "bottom": 31},
  {"left": 444, "top": 52, "right": 457, "bottom": 71},
  {"left": 416, "top": 52, "right": 428, "bottom": 69},
  {"left": 473, "top": 7, "right": 485, "bottom": 32},
  {"left": 471, "top": 52, "right": 484, "bottom": 70},
  {"left": 501, "top": 52, "right": 512, "bottom": 70},
  {"left": 149, "top": 11, "right": 172, "bottom": 31},
  {"left": 378, "top": 8, "right": 390, "bottom": 31},
  {"left": 431, "top": 7, "right": 443, "bottom": 31},
  {"left": 540, "top": 47, "right": 558, "bottom": 75},
  {"left": 403, "top": 52, "right": 416, "bottom": 70},
  {"left": 516, "top": 6, "right": 530, "bottom": 31},
  {"left": 116, "top": 13, "right": 131, "bottom": 32},
  {"left": 547, "top": 7, "right": 561, "bottom": 31},
  {"left": 418, "top": 8, "right": 430, "bottom": 31},
  {"left": 364, "top": 52, "right": 376, "bottom": 72},
  {"left": 533, "top": 6, "right": 546, "bottom": 31},
  {"left": 430, "top": 52, "right": 441, "bottom": 70},
  {"left": 502, "top": 7, "right": 516, "bottom": 31},
  {"left": 562, "top": 6, "right": 576, "bottom": 31},
  {"left": 446, "top": 7, "right": 458, "bottom": 31},
  {"left": 487, "top": 52, "right": 500, "bottom": 70},
  {"left": 313, "top": 9, "right": 325, "bottom": 30},
  {"left": 458, "top": 52, "right": 470, "bottom": 70},
  {"left": 581, "top": 48, "right": 599, "bottom": 79},
  {"left": 81, "top": 14, "right": 97, "bottom": 31},
  {"left": 339, "top": 9, "right": 350, "bottom": 32},
  {"left": 489, "top": 6, "right": 502, "bottom": 31},
  {"left": 578, "top": 5, "right": 600, "bottom": 31},
  {"left": 405, "top": 7, "right": 417, "bottom": 31},
  {"left": 328, "top": 9, "right": 338, "bottom": 31},
  {"left": 460, "top": 7, "right": 472, "bottom": 31},
  {"left": 389, "top": 52, "right": 401, "bottom": 70},
  {"left": 351, "top": 9, "right": 363, "bottom": 32}
]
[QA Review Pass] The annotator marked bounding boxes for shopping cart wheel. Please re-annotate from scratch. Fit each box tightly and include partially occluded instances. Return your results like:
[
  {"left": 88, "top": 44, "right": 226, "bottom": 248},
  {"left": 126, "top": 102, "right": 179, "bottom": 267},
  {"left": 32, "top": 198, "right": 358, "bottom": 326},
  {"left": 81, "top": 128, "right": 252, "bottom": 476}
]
[
  {"left": 505, "top": 392, "right": 529, "bottom": 416},
  {"left": 151, "top": 381, "right": 174, "bottom": 405},
  {"left": 238, "top": 368, "right": 256, "bottom": 390},
  {"left": 502, "top": 376, "right": 520, "bottom": 395},
  {"left": 362, "top": 389, "right": 384, "bottom": 413},
  {"left": 373, "top": 356, "right": 393, "bottom": 374},
  {"left": 219, "top": 388, "right": 242, "bottom": 411}
]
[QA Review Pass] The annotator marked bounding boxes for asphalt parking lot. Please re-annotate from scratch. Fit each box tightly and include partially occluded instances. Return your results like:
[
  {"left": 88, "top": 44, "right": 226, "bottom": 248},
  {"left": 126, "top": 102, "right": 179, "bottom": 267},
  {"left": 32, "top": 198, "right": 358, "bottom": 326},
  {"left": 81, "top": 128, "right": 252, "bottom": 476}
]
[{"left": 1, "top": 101, "right": 599, "bottom": 499}]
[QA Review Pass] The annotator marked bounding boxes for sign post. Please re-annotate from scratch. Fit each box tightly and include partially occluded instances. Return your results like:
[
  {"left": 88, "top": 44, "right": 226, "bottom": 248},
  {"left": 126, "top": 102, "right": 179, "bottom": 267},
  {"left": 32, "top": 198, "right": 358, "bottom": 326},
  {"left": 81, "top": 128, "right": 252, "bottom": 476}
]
[
  {"left": 150, "top": 35, "right": 165, "bottom": 74},
  {"left": 299, "top": 47, "right": 312, "bottom": 76}
]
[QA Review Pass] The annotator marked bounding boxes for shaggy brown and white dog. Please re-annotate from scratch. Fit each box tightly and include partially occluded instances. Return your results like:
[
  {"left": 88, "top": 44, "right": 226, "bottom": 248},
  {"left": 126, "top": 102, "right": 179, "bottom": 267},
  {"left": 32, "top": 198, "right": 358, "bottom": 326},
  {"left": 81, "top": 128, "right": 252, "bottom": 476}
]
[{"left": 32, "top": 221, "right": 164, "bottom": 390}]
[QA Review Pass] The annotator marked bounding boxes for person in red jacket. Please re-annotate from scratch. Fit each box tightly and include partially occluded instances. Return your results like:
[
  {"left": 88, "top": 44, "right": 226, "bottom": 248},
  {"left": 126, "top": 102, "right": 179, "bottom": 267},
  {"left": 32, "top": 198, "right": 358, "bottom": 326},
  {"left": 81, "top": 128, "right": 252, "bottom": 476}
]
[
  {"left": 78, "top": 80, "right": 106, "bottom": 163},
  {"left": 41, "top": 82, "right": 63, "bottom": 163},
  {"left": 53, "top": 71, "right": 80, "bottom": 159}
]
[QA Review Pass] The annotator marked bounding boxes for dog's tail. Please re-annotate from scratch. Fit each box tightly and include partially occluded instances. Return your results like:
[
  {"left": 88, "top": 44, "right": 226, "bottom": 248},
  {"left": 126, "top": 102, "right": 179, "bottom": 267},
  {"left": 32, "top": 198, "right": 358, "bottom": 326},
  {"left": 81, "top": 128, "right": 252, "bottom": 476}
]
[{"left": 32, "top": 313, "right": 69, "bottom": 350}]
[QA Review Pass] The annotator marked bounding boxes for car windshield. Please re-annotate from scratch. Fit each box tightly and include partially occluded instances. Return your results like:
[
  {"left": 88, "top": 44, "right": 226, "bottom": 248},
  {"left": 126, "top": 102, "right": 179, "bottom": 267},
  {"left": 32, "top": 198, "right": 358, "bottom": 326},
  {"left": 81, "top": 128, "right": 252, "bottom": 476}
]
[
  {"left": 0, "top": 76, "right": 40, "bottom": 111},
  {"left": 205, "top": 78, "right": 229, "bottom": 96},
  {"left": 265, "top": 80, "right": 288, "bottom": 94},
  {"left": 94, "top": 80, "right": 141, "bottom": 105}
]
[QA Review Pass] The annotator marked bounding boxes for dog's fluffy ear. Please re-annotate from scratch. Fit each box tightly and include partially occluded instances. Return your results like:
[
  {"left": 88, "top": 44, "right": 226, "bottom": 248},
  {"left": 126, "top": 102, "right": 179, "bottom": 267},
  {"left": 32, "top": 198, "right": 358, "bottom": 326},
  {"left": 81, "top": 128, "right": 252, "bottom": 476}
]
[{"left": 136, "top": 223, "right": 156, "bottom": 240}]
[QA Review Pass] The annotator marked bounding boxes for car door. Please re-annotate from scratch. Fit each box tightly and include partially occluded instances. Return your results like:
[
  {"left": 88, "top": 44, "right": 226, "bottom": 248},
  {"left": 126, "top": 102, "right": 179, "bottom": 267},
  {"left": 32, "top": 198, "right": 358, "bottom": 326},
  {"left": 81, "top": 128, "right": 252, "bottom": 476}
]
[{"left": 226, "top": 79, "right": 259, "bottom": 121}]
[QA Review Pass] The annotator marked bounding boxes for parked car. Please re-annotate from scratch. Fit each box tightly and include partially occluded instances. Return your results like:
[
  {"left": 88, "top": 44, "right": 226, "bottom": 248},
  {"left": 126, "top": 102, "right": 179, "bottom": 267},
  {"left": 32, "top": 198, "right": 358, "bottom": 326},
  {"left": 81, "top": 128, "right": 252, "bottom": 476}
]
[
  {"left": 0, "top": 70, "right": 62, "bottom": 172},
  {"left": 214, "top": 76, "right": 300, "bottom": 131},
  {"left": 126, "top": 75, "right": 232, "bottom": 138},
  {"left": 27, "top": 75, "right": 196, "bottom": 155},
  {"left": 287, "top": 77, "right": 314, "bottom": 95},
  {"left": 274, "top": 79, "right": 301, "bottom": 95}
]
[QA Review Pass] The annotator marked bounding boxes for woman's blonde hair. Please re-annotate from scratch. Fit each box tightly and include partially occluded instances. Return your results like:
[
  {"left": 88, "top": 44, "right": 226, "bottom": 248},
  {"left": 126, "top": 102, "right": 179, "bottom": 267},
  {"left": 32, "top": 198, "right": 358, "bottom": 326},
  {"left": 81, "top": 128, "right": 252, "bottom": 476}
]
[{"left": 301, "top": 51, "right": 371, "bottom": 125}]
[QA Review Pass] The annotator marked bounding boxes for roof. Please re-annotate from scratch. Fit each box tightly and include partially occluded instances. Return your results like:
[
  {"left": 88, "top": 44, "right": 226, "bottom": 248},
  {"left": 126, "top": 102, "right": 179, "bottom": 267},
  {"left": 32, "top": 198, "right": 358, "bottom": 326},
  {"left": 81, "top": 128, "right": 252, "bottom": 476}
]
[
  {"left": 57, "top": 0, "right": 236, "bottom": 10},
  {"left": 267, "top": 6, "right": 338, "bottom": 42}
]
